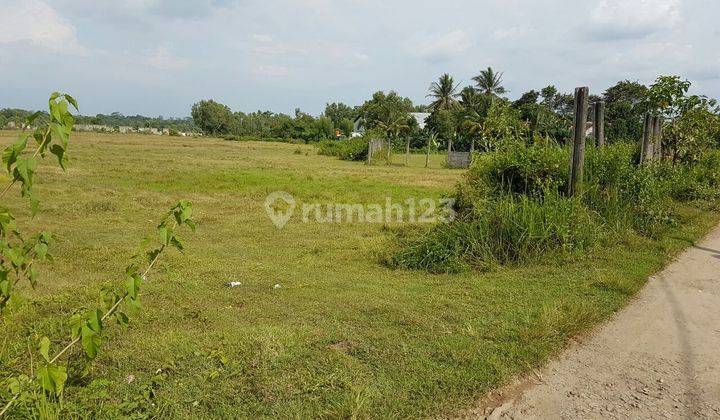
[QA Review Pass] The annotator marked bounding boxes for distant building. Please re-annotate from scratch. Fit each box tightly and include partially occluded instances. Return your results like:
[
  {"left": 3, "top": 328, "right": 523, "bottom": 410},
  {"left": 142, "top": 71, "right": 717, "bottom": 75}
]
[
  {"left": 117, "top": 126, "right": 135, "bottom": 133},
  {"left": 74, "top": 124, "right": 112, "bottom": 132}
]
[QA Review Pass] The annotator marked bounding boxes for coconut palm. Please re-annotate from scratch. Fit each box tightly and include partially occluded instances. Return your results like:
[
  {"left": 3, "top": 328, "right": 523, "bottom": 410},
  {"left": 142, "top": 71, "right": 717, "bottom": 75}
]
[
  {"left": 472, "top": 67, "right": 506, "bottom": 96},
  {"left": 459, "top": 86, "right": 482, "bottom": 109},
  {"left": 427, "top": 74, "right": 461, "bottom": 112}
]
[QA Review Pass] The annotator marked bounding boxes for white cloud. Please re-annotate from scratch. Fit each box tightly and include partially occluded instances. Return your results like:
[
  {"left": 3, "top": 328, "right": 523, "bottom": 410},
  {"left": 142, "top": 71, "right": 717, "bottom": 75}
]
[
  {"left": 404, "top": 29, "right": 472, "bottom": 62},
  {"left": 251, "top": 64, "right": 290, "bottom": 77},
  {"left": 0, "top": 0, "right": 86, "bottom": 54},
  {"left": 144, "top": 47, "right": 190, "bottom": 70},
  {"left": 589, "top": 0, "right": 681, "bottom": 40},
  {"left": 251, "top": 34, "right": 274, "bottom": 43},
  {"left": 492, "top": 27, "right": 527, "bottom": 41}
]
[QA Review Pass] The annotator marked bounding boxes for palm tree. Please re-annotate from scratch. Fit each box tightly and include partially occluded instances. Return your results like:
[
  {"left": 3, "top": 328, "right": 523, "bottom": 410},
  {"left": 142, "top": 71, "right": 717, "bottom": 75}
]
[
  {"left": 472, "top": 67, "right": 506, "bottom": 96},
  {"left": 427, "top": 74, "right": 461, "bottom": 112},
  {"left": 459, "top": 86, "right": 482, "bottom": 109}
]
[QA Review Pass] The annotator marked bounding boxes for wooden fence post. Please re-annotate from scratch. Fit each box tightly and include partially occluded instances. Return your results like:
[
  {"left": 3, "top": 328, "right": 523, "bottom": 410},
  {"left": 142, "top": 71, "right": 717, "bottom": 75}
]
[
  {"left": 640, "top": 113, "right": 653, "bottom": 165},
  {"left": 425, "top": 136, "right": 431, "bottom": 168},
  {"left": 568, "top": 86, "right": 589, "bottom": 197},
  {"left": 594, "top": 101, "right": 605, "bottom": 147},
  {"left": 405, "top": 137, "right": 410, "bottom": 166},
  {"left": 653, "top": 116, "right": 662, "bottom": 160},
  {"left": 386, "top": 138, "right": 392, "bottom": 165},
  {"left": 446, "top": 137, "right": 453, "bottom": 167}
]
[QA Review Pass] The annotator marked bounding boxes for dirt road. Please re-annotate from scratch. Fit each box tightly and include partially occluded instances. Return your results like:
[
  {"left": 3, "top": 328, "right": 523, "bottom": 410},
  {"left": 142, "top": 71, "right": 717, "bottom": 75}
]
[{"left": 469, "top": 225, "right": 720, "bottom": 419}]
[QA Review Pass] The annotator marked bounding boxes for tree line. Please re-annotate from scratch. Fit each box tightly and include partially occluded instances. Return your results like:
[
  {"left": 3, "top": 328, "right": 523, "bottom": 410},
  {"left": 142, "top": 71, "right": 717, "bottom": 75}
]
[
  {"left": 0, "top": 109, "right": 198, "bottom": 132},
  {"left": 190, "top": 67, "right": 720, "bottom": 154}
]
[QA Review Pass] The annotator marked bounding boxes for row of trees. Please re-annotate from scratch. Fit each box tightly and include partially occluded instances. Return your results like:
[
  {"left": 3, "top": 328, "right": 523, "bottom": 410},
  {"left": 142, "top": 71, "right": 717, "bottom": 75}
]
[
  {"left": 0, "top": 109, "right": 198, "bottom": 132},
  {"left": 189, "top": 95, "right": 428, "bottom": 142},
  {"left": 355, "top": 68, "right": 719, "bottom": 162},
  {"left": 186, "top": 68, "right": 719, "bottom": 157}
]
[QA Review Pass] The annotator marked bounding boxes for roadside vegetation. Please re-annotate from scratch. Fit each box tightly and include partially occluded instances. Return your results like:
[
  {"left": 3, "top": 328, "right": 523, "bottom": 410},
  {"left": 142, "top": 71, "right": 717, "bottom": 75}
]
[{"left": 387, "top": 74, "right": 720, "bottom": 273}]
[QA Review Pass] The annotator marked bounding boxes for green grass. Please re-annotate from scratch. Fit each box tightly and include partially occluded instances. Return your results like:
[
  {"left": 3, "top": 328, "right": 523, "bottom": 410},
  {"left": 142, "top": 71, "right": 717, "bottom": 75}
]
[{"left": 0, "top": 131, "right": 717, "bottom": 418}]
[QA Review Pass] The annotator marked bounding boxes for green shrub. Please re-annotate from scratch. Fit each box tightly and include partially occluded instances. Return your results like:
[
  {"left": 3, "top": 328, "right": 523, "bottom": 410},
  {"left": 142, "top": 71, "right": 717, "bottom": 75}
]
[
  {"left": 663, "top": 150, "right": 720, "bottom": 201},
  {"left": 391, "top": 142, "right": 720, "bottom": 273},
  {"left": 456, "top": 143, "right": 568, "bottom": 213},
  {"left": 387, "top": 191, "right": 600, "bottom": 273},
  {"left": 316, "top": 138, "right": 370, "bottom": 161}
]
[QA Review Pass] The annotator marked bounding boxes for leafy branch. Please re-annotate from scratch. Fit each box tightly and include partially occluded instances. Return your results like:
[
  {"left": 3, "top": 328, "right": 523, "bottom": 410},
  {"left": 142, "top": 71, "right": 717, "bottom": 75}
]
[
  {"left": 1, "top": 201, "right": 196, "bottom": 417},
  {"left": 0, "top": 93, "right": 76, "bottom": 312}
]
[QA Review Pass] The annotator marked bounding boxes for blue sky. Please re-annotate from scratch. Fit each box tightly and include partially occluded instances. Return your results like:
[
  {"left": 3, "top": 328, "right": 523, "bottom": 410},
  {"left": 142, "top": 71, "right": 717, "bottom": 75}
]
[{"left": 0, "top": 0, "right": 718, "bottom": 117}]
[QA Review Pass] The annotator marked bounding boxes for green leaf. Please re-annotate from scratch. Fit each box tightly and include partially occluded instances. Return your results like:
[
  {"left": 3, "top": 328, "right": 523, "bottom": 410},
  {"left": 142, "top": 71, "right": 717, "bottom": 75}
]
[
  {"left": 157, "top": 225, "right": 170, "bottom": 245},
  {"left": 81, "top": 325, "right": 101, "bottom": 359},
  {"left": 49, "top": 100, "right": 62, "bottom": 122},
  {"left": 27, "top": 265, "right": 38, "bottom": 288},
  {"left": 170, "top": 235, "right": 184, "bottom": 252},
  {"left": 116, "top": 311, "right": 129, "bottom": 327},
  {"left": 2, "top": 134, "right": 28, "bottom": 172},
  {"left": 34, "top": 242, "right": 49, "bottom": 260},
  {"left": 14, "top": 156, "right": 37, "bottom": 186},
  {"left": 29, "top": 191, "right": 40, "bottom": 216},
  {"left": 50, "top": 123, "right": 69, "bottom": 149},
  {"left": 36, "top": 364, "right": 68, "bottom": 396},
  {"left": 0, "top": 278, "right": 10, "bottom": 297},
  {"left": 126, "top": 297, "right": 141, "bottom": 315},
  {"left": 125, "top": 273, "right": 141, "bottom": 300},
  {"left": 87, "top": 309, "right": 103, "bottom": 332},
  {"left": 68, "top": 314, "right": 84, "bottom": 338},
  {"left": 39, "top": 337, "right": 51, "bottom": 362},
  {"left": 64, "top": 94, "right": 79, "bottom": 111},
  {"left": 7, "top": 246, "right": 24, "bottom": 268},
  {"left": 50, "top": 144, "right": 68, "bottom": 170}
]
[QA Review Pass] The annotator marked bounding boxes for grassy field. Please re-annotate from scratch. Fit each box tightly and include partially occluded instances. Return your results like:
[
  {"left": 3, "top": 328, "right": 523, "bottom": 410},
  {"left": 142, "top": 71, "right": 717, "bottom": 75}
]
[{"left": 1, "top": 131, "right": 718, "bottom": 418}]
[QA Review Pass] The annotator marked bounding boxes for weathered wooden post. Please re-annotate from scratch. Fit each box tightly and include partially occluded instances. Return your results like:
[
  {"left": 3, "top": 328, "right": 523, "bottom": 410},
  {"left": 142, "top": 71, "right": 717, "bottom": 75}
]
[
  {"left": 594, "top": 101, "right": 605, "bottom": 147},
  {"left": 446, "top": 136, "right": 453, "bottom": 167},
  {"left": 568, "top": 87, "right": 589, "bottom": 197},
  {"left": 386, "top": 138, "right": 392, "bottom": 165},
  {"left": 640, "top": 113, "right": 653, "bottom": 165},
  {"left": 425, "top": 136, "right": 431, "bottom": 168},
  {"left": 367, "top": 141, "right": 373, "bottom": 164},
  {"left": 653, "top": 116, "right": 663, "bottom": 160},
  {"left": 405, "top": 137, "right": 410, "bottom": 166}
]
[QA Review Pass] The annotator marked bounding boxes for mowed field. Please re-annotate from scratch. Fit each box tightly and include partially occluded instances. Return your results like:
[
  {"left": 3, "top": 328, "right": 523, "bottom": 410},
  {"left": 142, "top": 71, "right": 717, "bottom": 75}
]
[{"left": 1, "top": 131, "right": 717, "bottom": 418}]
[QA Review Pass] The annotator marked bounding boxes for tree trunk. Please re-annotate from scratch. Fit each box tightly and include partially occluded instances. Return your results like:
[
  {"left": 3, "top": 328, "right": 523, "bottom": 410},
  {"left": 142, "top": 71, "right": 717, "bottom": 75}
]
[{"left": 386, "top": 138, "right": 392, "bottom": 165}]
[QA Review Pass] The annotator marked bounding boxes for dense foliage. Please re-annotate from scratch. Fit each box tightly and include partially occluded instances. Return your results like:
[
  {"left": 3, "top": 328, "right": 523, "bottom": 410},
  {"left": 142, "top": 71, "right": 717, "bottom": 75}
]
[
  {"left": 316, "top": 137, "right": 370, "bottom": 161},
  {"left": 387, "top": 143, "right": 720, "bottom": 273},
  {"left": 387, "top": 74, "right": 720, "bottom": 273}
]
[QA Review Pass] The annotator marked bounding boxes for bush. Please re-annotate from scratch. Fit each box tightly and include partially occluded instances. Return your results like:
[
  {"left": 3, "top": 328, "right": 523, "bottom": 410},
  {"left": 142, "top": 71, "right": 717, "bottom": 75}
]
[
  {"left": 457, "top": 143, "right": 568, "bottom": 209},
  {"left": 388, "top": 191, "right": 600, "bottom": 273},
  {"left": 316, "top": 138, "right": 370, "bottom": 161},
  {"left": 390, "top": 142, "right": 720, "bottom": 273}
]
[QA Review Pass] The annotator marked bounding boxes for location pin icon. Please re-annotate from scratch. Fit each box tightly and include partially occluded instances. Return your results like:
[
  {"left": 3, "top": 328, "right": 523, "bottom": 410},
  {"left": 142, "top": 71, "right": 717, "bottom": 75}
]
[{"left": 264, "top": 191, "right": 296, "bottom": 229}]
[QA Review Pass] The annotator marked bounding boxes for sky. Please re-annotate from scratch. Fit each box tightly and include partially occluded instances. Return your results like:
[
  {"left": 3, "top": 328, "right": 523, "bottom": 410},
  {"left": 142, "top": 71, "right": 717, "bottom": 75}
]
[{"left": 0, "top": 0, "right": 718, "bottom": 117}]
